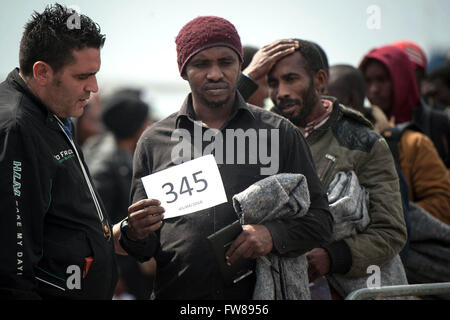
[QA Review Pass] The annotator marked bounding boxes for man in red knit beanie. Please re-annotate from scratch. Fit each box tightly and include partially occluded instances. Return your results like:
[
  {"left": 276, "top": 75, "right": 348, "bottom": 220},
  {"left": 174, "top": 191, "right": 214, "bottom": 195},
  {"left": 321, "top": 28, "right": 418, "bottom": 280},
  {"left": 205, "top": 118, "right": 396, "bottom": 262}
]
[
  {"left": 175, "top": 16, "right": 244, "bottom": 75},
  {"left": 128, "top": 16, "right": 333, "bottom": 299}
]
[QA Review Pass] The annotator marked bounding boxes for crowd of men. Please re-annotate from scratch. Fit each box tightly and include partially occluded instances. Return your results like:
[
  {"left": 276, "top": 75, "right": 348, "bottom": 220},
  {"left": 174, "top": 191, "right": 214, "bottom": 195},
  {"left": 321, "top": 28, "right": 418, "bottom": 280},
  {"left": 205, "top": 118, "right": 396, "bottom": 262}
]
[{"left": 0, "top": 3, "right": 449, "bottom": 300}]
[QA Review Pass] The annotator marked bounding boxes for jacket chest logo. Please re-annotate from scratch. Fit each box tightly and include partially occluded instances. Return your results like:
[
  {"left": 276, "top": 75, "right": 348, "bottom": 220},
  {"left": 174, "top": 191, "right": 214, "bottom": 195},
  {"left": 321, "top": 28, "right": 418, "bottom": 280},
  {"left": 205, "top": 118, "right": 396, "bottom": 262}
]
[{"left": 54, "top": 149, "right": 75, "bottom": 163}]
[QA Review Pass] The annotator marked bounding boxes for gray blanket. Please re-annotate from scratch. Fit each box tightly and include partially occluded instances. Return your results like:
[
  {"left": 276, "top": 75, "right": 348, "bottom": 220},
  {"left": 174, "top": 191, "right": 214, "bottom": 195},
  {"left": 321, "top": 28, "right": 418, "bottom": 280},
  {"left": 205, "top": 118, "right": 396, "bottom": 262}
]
[
  {"left": 326, "top": 171, "right": 371, "bottom": 241},
  {"left": 324, "top": 171, "right": 410, "bottom": 300},
  {"left": 232, "top": 173, "right": 311, "bottom": 300}
]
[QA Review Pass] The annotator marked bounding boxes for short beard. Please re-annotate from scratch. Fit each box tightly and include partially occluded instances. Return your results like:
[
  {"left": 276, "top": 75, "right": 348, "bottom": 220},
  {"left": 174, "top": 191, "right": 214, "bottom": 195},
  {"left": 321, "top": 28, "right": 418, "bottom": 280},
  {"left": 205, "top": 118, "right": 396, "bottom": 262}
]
[
  {"left": 199, "top": 83, "right": 236, "bottom": 109},
  {"left": 200, "top": 95, "right": 231, "bottom": 109},
  {"left": 286, "top": 79, "right": 318, "bottom": 127}
]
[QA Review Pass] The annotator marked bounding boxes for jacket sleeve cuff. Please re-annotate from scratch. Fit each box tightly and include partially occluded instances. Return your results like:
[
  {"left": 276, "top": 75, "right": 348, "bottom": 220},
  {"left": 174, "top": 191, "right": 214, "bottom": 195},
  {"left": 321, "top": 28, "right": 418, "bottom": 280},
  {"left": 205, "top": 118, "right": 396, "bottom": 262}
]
[
  {"left": 237, "top": 73, "right": 258, "bottom": 101},
  {"left": 322, "top": 240, "right": 352, "bottom": 274},
  {"left": 119, "top": 229, "right": 158, "bottom": 263},
  {"left": 263, "top": 219, "right": 289, "bottom": 255}
]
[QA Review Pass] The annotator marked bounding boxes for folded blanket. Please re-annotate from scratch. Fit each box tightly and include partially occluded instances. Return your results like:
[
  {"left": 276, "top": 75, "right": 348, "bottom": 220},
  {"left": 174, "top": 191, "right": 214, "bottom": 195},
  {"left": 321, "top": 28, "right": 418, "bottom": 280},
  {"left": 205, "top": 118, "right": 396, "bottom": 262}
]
[
  {"left": 325, "top": 171, "right": 410, "bottom": 300},
  {"left": 232, "top": 173, "right": 311, "bottom": 300},
  {"left": 326, "top": 171, "right": 370, "bottom": 241}
]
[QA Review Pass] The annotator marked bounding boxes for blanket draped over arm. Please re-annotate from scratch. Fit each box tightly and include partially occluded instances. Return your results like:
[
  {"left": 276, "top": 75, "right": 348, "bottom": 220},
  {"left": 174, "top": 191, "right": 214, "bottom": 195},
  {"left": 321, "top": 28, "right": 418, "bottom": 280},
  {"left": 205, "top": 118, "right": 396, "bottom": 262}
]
[
  {"left": 232, "top": 173, "right": 311, "bottom": 300},
  {"left": 325, "top": 171, "right": 410, "bottom": 299}
]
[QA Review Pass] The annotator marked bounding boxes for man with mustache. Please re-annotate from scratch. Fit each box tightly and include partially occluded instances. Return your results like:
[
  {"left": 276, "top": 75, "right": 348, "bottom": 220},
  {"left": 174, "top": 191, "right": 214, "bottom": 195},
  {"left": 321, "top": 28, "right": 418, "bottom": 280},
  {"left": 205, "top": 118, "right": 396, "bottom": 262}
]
[
  {"left": 129, "top": 17, "right": 333, "bottom": 299},
  {"left": 264, "top": 39, "right": 407, "bottom": 298},
  {"left": 0, "top": 4, "right": 161, "bottom": 299}
]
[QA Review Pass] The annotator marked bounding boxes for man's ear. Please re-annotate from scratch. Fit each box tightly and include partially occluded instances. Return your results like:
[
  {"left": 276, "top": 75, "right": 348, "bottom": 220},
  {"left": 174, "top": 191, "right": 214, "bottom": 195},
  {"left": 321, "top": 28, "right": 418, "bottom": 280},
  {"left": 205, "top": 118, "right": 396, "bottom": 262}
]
[
  {"left": 32, "top": 61, "right": 53, "bottom": 86},
  {"left": 314, "top": 69, "right": 328, "bottom": 94}
]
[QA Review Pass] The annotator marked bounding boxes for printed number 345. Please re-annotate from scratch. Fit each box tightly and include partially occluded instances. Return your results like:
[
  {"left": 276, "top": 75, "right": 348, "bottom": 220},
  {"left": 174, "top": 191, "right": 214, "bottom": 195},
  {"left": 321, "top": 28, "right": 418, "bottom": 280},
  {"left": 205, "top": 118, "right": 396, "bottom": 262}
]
[{"left": 162, "top": 171, "right": 208, "bottom": 203}]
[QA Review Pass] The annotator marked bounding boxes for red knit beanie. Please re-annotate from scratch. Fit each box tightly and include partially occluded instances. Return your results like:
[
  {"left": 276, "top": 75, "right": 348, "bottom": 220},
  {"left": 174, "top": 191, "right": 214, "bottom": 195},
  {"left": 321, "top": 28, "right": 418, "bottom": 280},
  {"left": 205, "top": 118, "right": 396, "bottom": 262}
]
[{"left": 175, "top": 16, "right": 243, "bottom": 75}]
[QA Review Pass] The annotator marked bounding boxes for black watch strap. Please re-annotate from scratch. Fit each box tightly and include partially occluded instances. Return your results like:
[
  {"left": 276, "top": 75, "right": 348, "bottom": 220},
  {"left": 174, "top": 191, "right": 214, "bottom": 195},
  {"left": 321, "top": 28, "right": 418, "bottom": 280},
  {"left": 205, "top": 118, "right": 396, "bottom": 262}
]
[
  {"left": 120, "top": 219, "right": 146, "bottom": 242},
  {"left": 119, "top": 218, "right": 157, "bottom": 262}
]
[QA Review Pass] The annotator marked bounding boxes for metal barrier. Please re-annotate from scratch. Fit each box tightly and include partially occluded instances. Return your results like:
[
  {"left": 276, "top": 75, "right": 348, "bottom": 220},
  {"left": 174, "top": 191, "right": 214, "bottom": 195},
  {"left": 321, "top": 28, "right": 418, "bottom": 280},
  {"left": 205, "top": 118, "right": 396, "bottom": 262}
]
[{"left": 345, "top": 282, "right": 450, "bottom": 300}]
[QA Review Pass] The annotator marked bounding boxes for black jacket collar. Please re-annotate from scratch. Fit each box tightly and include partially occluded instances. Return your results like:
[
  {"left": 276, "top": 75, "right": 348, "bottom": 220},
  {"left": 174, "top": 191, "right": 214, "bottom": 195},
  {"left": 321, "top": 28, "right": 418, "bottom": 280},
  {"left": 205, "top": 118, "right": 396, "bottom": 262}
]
[{"left": 7, "top": 68, "right": 57, "bottom": 127}]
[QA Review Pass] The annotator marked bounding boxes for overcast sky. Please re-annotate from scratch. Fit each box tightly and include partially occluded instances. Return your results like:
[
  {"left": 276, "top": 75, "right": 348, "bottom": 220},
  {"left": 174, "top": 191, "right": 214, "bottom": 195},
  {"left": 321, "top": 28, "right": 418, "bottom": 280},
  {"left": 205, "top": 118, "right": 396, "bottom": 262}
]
[{"left": 1, "top": 0, "right": 449, "bottom": 118}]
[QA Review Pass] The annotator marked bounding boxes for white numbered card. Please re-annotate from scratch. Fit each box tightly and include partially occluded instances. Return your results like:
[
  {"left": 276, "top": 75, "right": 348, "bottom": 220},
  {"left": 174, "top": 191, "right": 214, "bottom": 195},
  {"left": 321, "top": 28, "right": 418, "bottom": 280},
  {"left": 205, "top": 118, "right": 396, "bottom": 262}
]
[{"left": 141, "top": 154, "right": 227, "bottom": 219}]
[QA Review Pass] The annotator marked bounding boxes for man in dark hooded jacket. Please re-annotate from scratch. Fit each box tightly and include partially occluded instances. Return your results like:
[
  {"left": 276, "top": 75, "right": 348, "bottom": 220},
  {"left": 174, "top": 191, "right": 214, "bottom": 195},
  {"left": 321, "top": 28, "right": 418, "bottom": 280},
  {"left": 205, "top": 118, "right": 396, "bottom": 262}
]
[{"left": 359, "top": 46, "right": 450, "bottom": 225}]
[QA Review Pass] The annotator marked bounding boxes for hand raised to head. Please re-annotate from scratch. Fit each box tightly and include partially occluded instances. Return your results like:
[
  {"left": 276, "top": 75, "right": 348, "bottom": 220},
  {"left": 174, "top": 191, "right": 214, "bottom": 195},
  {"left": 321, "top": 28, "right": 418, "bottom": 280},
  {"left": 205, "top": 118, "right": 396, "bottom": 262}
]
[{"left": 244, "top": 39, "right": 299, "bottom": 81}]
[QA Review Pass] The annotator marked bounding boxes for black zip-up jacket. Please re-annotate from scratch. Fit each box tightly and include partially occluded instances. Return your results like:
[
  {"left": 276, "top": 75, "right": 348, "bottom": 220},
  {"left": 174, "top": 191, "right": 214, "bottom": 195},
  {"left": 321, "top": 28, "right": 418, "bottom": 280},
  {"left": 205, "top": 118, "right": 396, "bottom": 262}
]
[{"left": 0, "top": 69, "right": 117, "bottom": 299}]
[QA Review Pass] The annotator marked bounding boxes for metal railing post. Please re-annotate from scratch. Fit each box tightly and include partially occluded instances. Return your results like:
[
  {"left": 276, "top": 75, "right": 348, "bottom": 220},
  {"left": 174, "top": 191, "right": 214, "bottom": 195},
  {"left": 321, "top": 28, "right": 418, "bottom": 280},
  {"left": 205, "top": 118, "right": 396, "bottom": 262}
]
[{"left": 345, "top": 282, "right": 450, "bottom": 300}]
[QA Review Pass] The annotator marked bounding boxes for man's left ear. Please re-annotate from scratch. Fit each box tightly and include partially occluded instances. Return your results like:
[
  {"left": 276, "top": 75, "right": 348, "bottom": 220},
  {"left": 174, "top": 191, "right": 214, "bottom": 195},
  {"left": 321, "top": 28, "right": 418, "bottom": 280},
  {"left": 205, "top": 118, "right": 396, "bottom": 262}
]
[
  {"left": 33, "top": 61, "right": 54, "bottom": 86},
  {"left": 314, "top": 69, "right": 328, "bottom": 94}
]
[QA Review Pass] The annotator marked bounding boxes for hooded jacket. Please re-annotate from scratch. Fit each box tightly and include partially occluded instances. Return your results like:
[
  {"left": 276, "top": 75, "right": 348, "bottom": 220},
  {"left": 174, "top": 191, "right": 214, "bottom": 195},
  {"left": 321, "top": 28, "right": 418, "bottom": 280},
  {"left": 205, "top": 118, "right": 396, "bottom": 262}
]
[
  {"left": 359, "top": 45, "right": 450, "bottom": 167},
  {"left": 359, "top": 45, "right": 419, "bottom": 125},
  {"left": 0, "top": 69, "right": 117, "bottom": 299}
]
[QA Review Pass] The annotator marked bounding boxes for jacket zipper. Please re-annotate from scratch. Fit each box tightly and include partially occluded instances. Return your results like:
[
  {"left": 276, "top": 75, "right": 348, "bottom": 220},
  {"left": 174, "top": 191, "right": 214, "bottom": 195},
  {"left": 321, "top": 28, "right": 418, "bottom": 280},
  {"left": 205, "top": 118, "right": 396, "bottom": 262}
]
[
  {"left": 320, "top": 153, "right": 336, "bottom": 183},
  {"left": 54, "top": 115, "right": 111, "bottom": 241}
]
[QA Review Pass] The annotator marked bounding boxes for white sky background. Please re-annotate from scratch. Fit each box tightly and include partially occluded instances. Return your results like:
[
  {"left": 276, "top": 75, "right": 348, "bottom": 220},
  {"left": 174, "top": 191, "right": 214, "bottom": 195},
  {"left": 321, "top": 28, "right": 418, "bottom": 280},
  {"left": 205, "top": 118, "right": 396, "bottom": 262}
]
[{"left": 1, "top": 0, "right": 449, "bottom": 119}]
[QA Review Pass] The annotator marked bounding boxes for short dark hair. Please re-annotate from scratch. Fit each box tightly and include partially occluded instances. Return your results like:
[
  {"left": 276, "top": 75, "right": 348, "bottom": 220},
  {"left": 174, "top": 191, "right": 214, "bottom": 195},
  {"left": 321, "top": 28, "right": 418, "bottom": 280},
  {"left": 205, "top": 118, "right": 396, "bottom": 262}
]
[
  {"left": 310, "top": 41, "right": 329, "bottom": 71},
  {"left": 102, "top": 89, "right": 150, "bottom": 139},
  {"left": 328, "top": 64, "right": 366, "bottom": 107},
  {"left": 293, "top": 39, "right": 326, "bottom": 76},
  {"left": 19, "top": 3, "right": 106, "bottom": 77}
]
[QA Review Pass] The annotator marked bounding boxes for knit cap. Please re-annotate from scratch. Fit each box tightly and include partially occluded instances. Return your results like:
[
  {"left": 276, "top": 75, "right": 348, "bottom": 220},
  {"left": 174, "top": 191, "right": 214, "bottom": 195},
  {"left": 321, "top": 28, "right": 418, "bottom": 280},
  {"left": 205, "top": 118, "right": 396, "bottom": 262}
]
[{"left": 175, "top": 16, "right": 243, "bottom": 75}]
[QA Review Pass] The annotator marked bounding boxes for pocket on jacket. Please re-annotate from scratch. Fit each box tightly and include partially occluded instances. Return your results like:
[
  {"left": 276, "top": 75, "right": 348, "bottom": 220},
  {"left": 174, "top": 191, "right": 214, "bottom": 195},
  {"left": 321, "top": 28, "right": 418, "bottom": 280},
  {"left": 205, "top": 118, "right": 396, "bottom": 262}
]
[{"left": 36, "top": 227, "right": 94, "bottom": 292}]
